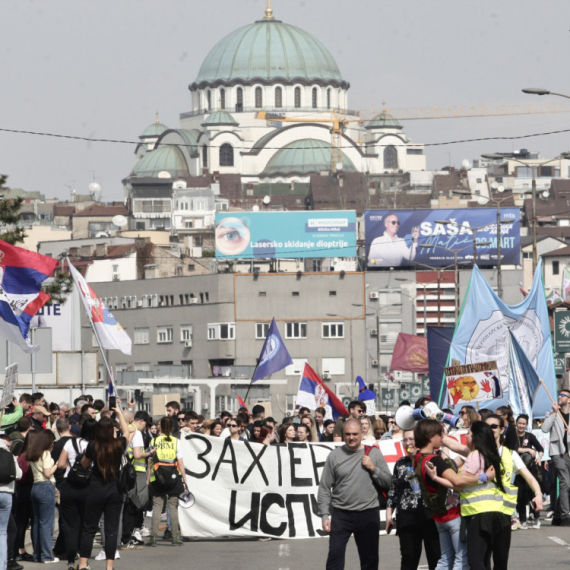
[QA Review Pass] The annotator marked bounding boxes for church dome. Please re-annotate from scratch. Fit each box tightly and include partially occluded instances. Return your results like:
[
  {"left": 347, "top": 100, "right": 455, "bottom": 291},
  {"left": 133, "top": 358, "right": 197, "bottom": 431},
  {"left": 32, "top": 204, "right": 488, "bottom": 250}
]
[
  {"left": 366, "top": 111, "right": 402, "bottom": 130},
  {"left": 191, "top": 16, "right": 347, "bottom": 90},
  {"left": 261, "top": 139, "right": 356, "bottom": 177},
  {"left": 141, "top": 121, "right": 169, "bottom": 138},
  {"left": 201, "top": 110, "right": 239, "bottom": 127},
  {"left": 131, "top": 146, "right": 189, "bottom": 178}
]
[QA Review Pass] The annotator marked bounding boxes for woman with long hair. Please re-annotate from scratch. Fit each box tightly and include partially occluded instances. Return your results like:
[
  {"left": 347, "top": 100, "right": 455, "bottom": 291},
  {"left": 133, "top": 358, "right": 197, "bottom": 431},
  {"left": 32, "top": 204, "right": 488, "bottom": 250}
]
[
  {"left": 360, "top": 416, "right": 375, "bottom": 441},
  {"left": 57, "top": 418, "right": 98, "bottom": 569},
  {"left": 278, "top": 422, "right": 296, "bottom": 444},
  {"left": 25, "top": 430, "right": 58, "bottom": 563},
  {"left": 78, "top": 408, "right": 129, "bottom": 570},
  {"left": 373, "top": 418, "right": 387, "bottom": 443},
  {"left": 301, "top": 415, "right": 319, "bottom": 443},
  {"left": 147, "top": 416, "right": 188, "bottom": 547},
  {"left": 458, "top": 405, "right": 479, "bottom": 429}
]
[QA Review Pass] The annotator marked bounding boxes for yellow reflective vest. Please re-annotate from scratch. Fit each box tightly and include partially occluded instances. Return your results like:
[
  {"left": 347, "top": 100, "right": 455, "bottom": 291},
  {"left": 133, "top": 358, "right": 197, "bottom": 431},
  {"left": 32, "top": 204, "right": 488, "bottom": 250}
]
[
  {"left": 127, "top": 429, "right": 148, "bottom": 473},
  {"left": 149, "top": 434, "right": 179, "bottom": 483},
  {"left": 497, "top": 446, "right": 518, "bottom": 516}
]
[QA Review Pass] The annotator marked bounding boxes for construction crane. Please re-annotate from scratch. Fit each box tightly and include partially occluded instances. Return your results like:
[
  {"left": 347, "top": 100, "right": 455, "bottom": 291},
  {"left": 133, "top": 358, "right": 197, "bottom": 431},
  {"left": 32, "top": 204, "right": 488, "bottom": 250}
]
[
  {"left": 361, "top": 102, "right": 570, "bottom": 121},
  {"left": 255, "top": 111, "right": 362, "bottom": 173}
]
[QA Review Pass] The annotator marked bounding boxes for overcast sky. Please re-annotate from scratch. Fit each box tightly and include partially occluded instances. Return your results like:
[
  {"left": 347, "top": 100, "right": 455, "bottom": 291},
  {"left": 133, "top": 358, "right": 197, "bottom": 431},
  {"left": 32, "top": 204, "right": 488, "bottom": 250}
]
[{"left": 2, "top": 0, "right": 569, "bottom": 202}]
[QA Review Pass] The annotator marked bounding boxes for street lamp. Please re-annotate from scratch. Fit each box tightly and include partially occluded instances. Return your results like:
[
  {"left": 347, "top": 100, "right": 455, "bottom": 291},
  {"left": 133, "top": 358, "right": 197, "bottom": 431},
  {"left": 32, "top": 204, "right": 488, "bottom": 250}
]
[
  {"left": 481, "top": 152, "right": 570, "bottom": 273},
  {"left": 522, "top": 88, "right": 570, "bottom": 100},
  {"left": 452, "top": 189, "right": 513, "bottom": 298}
]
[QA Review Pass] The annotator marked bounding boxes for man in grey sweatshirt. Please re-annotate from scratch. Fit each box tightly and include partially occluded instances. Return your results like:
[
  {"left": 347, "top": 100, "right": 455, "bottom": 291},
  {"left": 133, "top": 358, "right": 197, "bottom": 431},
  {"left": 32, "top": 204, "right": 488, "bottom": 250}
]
[{"left": 317, "top": 418, "right": 392, "bottom": 570}]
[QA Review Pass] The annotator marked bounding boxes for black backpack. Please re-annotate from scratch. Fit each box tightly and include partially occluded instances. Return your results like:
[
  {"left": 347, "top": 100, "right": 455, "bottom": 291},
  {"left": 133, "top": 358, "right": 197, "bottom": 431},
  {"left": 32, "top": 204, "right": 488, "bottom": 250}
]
[
  {"left": 67, "top": 439, "right": 91, "bottom": 488},
  {"left": 118, "top": 454, "right": 136, "bottom": 494},
  {"left": 0, "top": 447, "right": 16, "bottom": 484}
]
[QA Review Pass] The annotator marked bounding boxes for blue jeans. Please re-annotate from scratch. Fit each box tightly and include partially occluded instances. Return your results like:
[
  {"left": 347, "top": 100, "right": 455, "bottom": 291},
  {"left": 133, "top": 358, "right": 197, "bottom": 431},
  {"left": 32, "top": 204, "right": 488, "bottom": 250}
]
[
  {"left": 0, "top": 493, "right": 12, "bottom": 570},
  {"left": 435, "top": 516, "right": 468, "bottom": 570},
  {"left": 31, "top": 482, "right": 56, "bottom": 562}
]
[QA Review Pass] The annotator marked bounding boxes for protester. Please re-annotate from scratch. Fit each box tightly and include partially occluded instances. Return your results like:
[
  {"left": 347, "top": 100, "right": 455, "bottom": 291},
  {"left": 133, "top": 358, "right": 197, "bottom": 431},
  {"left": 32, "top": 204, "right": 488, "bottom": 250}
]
[
  {"left": 386, "top": 430, "right": 440, "bottom": 570},
  {"left": 14, "top": 432, "right": 35, "bottom": 563},
  {"left": 147, "top": 416, "right": 188, "bottom": 547},
  {"left": 318, "top": 418, "right": 391, "bottom": 570},
  {"left": 458, "top": 405, "right": 478, "bottom": 428},
  {"left": 314, "top": 407, "right": 326, "bottom": 436},
  {"left": 278, "top": 423, "right": 296, "bottom": 444},
  {"left": 26, "top": 430, "right": 58, "bottom": 563},
  {"left": 382, "top": 416, "right": 403, "bottom": 441},
  {"left": 296, "top": 424, "right": 311, "bottom": 442},
  {"left": 8, "top": 418, "right": 31, "bottom": 457},
  {"left": 332, "top": 401, "right": 366, "bottom": 439},
  {"left": 227, "top": 418, "right": 244, "bottom": 441},
  {"left": 497, "top": 405, "right": 517, "bottom": 450},
  {"left": 301, "top": 415, "right": 319, "bottom": 442},
  {"left": 78, "top": 409, "right": 129, "bottom": 570},
  {"left": 360, "top": 416, "right": 375, "bottom": 440},
  {"left": 373, "top": 419, "right": 387, "bottom": 442},
  {"left": 320, "top": 420, "right": 335, "bottom": 442}
]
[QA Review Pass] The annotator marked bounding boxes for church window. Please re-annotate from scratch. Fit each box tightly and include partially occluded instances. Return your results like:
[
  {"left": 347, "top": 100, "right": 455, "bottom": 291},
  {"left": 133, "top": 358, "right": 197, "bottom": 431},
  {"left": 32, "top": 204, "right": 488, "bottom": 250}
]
[
  {"left": 327, "top": 88, "right": 331, "bottom": 109},
  {"left": 202, "top": 145, "right": 208, "bottom": 169},
  {"left": 312, "top": 87, "right": 318, "bottom": 109},
  {"left": 207, "top": 91, "right": 211, "bottom": 110},
  {"left": 255, "top": 87, "right": 263, "bottom": 108},
  {"left": 294, "top": 87, "right": 301, "bottom": 108},
  {"left": 384, "top": 146, "right": 398, "bottom": 170},
  {"left": 220, "top": 89, "right": 226, "bottom": 110},
  {"left": 275, "top": 87, "right": 283, "bottom": 108},
  {"left": 220, "top": 144, "right": 234, "bottom": 167},
  {"left": 236, "top": 88, "right": 243, "bottom": 112}
]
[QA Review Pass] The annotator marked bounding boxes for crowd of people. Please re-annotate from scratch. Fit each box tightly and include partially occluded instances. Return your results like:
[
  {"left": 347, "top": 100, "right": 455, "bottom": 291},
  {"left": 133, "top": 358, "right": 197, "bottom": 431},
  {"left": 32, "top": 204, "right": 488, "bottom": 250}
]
[{"left": 0, "top": 389, "right": 564, "bottom": 570}]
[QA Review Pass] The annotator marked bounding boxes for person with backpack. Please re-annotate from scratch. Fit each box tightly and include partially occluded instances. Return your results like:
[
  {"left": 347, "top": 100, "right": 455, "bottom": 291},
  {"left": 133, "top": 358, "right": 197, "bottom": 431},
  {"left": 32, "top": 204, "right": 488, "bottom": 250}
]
[
  {"left": 25, "top": 429, "right": 58, "bottom": 563},
  {"left": 0, "top": 431, "right": 22, "bottom": 570},
  {"left": 77, "top": 407, "right": 129, "bottom": 570},
  {"left": 57, "top": 418, "right": 97, "bottom": 570},
  {"left": 13, "top": 432, "right": 35, "bottom": 563},
  {"left": 147, "top": 416, "right": 188, "bottom": 547}
]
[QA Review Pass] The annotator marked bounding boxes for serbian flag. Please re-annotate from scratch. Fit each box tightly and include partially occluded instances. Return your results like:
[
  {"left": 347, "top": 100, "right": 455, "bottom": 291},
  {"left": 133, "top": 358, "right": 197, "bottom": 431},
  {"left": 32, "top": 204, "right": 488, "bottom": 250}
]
[
  {"left": 237, "top": 394, "right": 248, "bottom": 412},
  {"left": 0, "top": 240, "right": 57, "bottom": 353},
  {"left": 295, "top": 363, "right": 348, "bottom": 420},
  {"left": 68, "top": 260, "right": 132, "bottom": 355},
  {"left": 390, "top": 333, "right": 429, "bottom": 374}
]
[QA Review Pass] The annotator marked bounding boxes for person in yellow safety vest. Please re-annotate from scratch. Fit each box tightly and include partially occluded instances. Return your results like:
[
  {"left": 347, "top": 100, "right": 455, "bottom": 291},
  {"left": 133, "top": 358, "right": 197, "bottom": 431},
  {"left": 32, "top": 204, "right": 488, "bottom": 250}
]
[
  {"left": 147, "top": 416, "right": 188, "bottom": 547},
  {"left": 442, "top": 414, "right": 543, "bottom": 570}
]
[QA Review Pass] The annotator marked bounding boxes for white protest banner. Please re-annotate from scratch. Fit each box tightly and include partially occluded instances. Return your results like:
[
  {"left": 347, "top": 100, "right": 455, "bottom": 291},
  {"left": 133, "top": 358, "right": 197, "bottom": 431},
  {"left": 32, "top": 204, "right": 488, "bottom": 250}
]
[
  {"left": 445, "top": 361, "right": 502, "bottom": 407},
  {"left": 179, "top": 431, "right": 468, "bottom": 539},
  {"left": 1, "top": 364, "right": 17, "bottom": 408}
]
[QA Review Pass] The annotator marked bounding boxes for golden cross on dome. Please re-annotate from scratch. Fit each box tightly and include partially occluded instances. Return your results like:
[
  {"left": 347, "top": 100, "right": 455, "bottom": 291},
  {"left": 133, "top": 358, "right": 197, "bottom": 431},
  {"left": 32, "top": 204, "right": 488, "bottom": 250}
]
[
  {"left": 265, "top": 0, "right": 274, "bottom": 19},
  {"left": 155, "top": 110, "right": 160, "bottom": 124}
]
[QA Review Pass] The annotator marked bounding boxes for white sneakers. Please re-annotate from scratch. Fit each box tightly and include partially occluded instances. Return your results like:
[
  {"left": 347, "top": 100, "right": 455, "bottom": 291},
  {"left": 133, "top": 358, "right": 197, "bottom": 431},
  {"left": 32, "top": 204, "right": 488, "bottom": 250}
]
[
  {"left": 94, "top": 550, "right": 120, "bottom": 561},
  {"left": 43, "top": 559, "right": 59, "bottom": 564}
]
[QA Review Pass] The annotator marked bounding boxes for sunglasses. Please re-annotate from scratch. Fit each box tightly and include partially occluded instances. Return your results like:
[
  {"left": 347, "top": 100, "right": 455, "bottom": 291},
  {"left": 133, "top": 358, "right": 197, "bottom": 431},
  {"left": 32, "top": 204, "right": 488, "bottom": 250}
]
[
  {"left": 388, "top": 421, "right": 395, "bottom": 425},
  {"left": 460, "top": 411, "right": 467, "bottom": 415},
  {"left": 558, "top": 394, "right": 569, "bottom": 399},
  {"left": 488, "top": 424, "right": 501, "bottom": 430},
  {"left": 229, "top": 424, "right": 238, "bottom": 428},
  {"left": 177, "top": 418, "right": 185, "bottom": 422},
  {"left": 389, "top": 221, "right": 400, "bottom": 225}
]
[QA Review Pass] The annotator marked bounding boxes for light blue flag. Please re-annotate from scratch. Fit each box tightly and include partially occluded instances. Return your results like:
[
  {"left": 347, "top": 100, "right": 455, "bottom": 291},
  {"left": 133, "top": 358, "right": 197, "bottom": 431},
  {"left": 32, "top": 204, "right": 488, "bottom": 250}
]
[
  {"left": 508, "top": 330, "right": 542, "bottom": 426},
  {"left": 447, "top": 260, "right": 556, "bottom": 417}
]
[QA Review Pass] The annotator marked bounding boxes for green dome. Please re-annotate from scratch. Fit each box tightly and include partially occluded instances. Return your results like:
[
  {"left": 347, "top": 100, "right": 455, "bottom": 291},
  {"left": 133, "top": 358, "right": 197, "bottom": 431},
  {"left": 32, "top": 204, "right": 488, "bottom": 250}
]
[
  {"left": 131, "top": 146, "right": 189, "bottom": 178},
  {"left": 366, "top": 111, "right": 402, "bottom": 130},
  {"left": 201, "top": 110, "right": 239, "bottom": 127},
  {"left": 191, "top": 18, "right": 346, "bottom": 89},
  {"left": 261, "top": 139, "right": 356, "bottom": 177},
  {"left": 141, "top": 121, "right": 169, "bottom": 138}
]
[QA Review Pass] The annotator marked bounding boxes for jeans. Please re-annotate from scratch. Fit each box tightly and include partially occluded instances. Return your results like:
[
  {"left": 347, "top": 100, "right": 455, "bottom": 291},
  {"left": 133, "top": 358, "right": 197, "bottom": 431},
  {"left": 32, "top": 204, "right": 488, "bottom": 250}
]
[
  {"left": 435, "top": 516, "right": 468, "bottom": 570},
  {"left": 0, "top": 493, "right": 13, "bottom": 570},
  {"left": 551, "top": 454, "right": 570, "bottom": 518},
  {"left": 30, "top": 482, "right": 56, "bottom": 563}
]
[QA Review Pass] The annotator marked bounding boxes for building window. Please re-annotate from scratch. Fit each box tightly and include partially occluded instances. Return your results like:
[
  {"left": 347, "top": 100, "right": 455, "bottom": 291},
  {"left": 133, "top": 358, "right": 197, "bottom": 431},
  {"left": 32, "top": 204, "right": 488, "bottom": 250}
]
[
  {"left": 294, "top": 87, "right": 301, "bottom": 108},
  {"left": 292, "top": 291, "right": 300, "bottom": 297},
  {"left": 384, "top": 145, "right": 398, "bottom": 169},
  {"left": 185, "top": 220, "right": 193, "bottom": 228},
  {"left": 236, "top": 87, "right": 243, "bottom": 112},
  {"left": 181, "top": 325, "right": 193, "bottom": 342},
  {"left": 379, "top": 291, "right": 402, "bottom": 313},
  {"left": 256, "top": 323, "right": 270, "bottom": 339},
  {"left": 220, "top": 89, "right": 225, "bottom": 110},
  {"left": 312, "top": 259, "right": 322, "bottom": 272},
  {"left": 275, "top": 87, "right": 282, "bottom": 108},
  {"left": 322, "top": 357, "right": 345, "bottom": 376},
  {"left": 329, "top": 291, "right": 337, "bottom": 296},
  {"left": 322, "top": 322, "right": 344, "bottom": 338},
  {"left": 134, "top": 328, "right": 149, "bottom": 345},
  {"left": 553, "top": 260, "right": 560, "bottom": 275},
  {"left": 202, "top": 145, "right": 208, "bottom": 168},
  {"left": 134, "top": 362, "right": 150, "bottom": 372},
  {"left": 286, "top": 358, "right": 307, "bottom": 375},
  {"left": 312, "top": 87, "right": 318, "bottom": 109},
  {"left": 220, "top": 143, "right": 234, "bottom": 167},
  {"left": 286, "top": 322, "right": 307, "bottom": 339},
  {"left": 255, "top": 87, "right": 263, "bottom": 108},
  {"left": 327, "top": 88, "right": 331, "bottom": 109},
  {"left": 157, "top": 326, "right": 173, "bottom": 343},
  {"left": 206, "top": 90, "right": 211, "bottom": 110},
  {"left": 258, "top": 291, "right": 266, "bottom": 297},
  {"left": 207, "top": 322, "right": 235, "bottom": 340}
]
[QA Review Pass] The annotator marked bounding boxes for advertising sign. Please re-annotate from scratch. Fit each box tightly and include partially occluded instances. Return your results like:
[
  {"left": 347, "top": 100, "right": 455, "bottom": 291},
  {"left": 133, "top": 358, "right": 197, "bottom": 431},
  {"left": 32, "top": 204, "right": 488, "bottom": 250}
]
[
  {"left": 554, "top": 352, "right": 565, "bottom": 375},
  {"left": 215, "top": 211, "right": 356, "bottom": 259},
  {"left": 1, "top": 364, "right": 17, "bottom": 408},
  {"left": 445, "top": 361, "right": 502, "bottom": 407},
  {"left": 364, "top": 208, "right": 520, "bottom": 268},
  {"left": 554, "top": 311, "right": 570, "bottom": 353}
]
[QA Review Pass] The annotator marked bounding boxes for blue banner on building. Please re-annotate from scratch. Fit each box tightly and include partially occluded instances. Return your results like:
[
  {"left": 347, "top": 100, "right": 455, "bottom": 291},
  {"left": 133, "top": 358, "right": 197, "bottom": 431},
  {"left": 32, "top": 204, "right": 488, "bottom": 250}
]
[
  {"left": 215, "top": 211, "right": 357, "bottom": 259},
  {"left": 364, "top": 208, "right": 520, "bottom": 268}
]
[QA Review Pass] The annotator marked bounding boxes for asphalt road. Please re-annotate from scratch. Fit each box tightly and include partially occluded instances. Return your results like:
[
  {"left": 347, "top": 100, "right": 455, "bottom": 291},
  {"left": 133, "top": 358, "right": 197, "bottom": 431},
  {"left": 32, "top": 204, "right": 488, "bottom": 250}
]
[{"left": 38, "top": 520, "right": 570, "bottom": 570}]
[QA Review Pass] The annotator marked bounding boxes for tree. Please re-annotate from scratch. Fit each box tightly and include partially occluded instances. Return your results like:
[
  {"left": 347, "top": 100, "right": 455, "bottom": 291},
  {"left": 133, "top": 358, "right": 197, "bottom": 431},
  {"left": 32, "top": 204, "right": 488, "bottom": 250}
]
[{"left": 0, "top": 175, "right": 72, "bottom": 303}]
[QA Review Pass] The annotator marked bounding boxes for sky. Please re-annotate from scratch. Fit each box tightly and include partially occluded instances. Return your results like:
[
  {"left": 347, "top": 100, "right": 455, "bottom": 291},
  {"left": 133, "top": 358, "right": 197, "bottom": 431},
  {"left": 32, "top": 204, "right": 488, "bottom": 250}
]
[{"left": 2, "top": 0, "right": 570, "bottom": 202}]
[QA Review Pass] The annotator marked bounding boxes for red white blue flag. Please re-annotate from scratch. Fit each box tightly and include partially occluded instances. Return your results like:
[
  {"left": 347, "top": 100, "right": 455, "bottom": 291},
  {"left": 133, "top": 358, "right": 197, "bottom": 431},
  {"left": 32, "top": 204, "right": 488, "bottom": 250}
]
[
  {"left": 0, "top": 240, "right": 57, "bottom": 353},
  {"left": 68, "top": 260, "right": 132, "bottom": 355},
  {"left": 295, "top": 363, "right": 348, "bottom": 420}
]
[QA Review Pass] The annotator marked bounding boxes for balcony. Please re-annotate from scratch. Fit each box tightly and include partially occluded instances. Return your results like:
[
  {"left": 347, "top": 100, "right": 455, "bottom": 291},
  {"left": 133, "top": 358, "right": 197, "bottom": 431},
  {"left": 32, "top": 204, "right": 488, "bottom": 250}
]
[{"left": 180, "top": 106, "right": 360, "bottom": 120}]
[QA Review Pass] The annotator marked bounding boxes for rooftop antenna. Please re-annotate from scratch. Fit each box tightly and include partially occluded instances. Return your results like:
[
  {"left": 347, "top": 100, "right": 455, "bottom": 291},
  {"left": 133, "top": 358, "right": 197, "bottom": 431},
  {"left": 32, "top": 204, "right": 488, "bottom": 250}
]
[{"left": 264, "top": 0, "right": 274, "bottom": 19}]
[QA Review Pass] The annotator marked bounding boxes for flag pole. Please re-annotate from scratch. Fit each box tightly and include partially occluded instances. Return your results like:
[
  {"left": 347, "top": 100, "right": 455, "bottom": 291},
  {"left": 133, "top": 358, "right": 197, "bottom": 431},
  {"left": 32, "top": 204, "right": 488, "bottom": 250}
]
[
  {"left": 243, "top": 359, "right": 260, "bottom": 403},
  {"left": 538, "top": 378, "right": 570, "bottom": 431}
]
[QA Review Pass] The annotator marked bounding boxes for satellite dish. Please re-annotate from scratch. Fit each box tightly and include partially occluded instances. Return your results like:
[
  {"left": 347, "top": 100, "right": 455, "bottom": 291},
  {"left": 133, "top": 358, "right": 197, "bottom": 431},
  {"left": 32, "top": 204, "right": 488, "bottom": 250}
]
[
  {"left": 157, "top": 171, "right": 172, "bottom": 179},
  {"left": 491, "top": 181, "right": 498, "bottom": 189},
  {"left": 262, "top": 195, "right": 271, "bottom": 205},
  {"left": 477, "top": 197, "right": 487, "bottom": 205},
  {"left": 88, "top": 182, "right": 101, "bottom": 193},
  {"left": 252, "top": 205, "right": 260, "bottom": 212},
  {"left": 462, "top": 159, "right": 471, "bottom": 169},
  {"left": 497, "top": 185, "right": 505, "bottom": 193},
  {"left": 112, "top": 215, "right": 128, "bottom": 228},
  {"left": 542, "top": 190, "right": 550, "bottom": 199}
]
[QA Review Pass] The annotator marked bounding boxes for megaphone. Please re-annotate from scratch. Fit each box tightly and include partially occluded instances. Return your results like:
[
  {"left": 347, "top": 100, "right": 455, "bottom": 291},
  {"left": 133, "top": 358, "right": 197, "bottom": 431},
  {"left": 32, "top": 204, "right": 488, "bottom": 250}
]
[
  {"left": 394, "top": 403, "right": 464, "bottom": 431},
  {"left": 413, "top": 401, "right": 444, "bottom": 422},
  {"left": 442, "top": 413, "right": 464, "bottom": 429},
  {"left": 394, "top": 405, "right": 416, "bottom": 430}
]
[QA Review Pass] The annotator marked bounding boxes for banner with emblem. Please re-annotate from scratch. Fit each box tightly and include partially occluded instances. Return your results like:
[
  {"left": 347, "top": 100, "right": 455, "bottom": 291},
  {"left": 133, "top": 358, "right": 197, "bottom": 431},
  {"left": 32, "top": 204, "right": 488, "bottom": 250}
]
[{"left": 449, "top": 261, "right": 556, "bottom": 417}]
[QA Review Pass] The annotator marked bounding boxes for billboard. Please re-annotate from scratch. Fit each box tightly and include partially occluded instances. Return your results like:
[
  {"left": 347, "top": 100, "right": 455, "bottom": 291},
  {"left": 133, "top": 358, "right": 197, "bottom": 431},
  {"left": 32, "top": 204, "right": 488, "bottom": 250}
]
[
  {"left": 554, "top": 311, "right": 570, "bottom": 353},
  {"left": 215, "top": 211, "right": 356, "bottom": 259},
  {"left": 365, "top": 208, "right": 520, "bottom": 268}
]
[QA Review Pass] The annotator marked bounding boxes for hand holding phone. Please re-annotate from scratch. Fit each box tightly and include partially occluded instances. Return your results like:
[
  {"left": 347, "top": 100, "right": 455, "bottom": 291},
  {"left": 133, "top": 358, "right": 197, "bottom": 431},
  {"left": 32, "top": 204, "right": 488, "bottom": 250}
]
[{"left": 109, "top": 396, "right": 117, "bottom": 409}]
